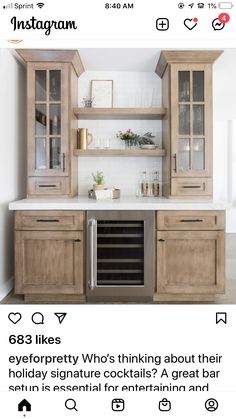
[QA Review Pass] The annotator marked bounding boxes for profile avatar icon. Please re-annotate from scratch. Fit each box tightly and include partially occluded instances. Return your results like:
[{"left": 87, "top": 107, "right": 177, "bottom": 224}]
[{"left": 205, "top": 398, "right": 218, "bottom": 412}]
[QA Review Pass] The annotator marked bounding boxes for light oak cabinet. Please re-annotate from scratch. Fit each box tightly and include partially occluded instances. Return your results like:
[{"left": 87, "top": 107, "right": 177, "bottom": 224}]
[
  {"left": 14, "top": 211, "right": 85, "bottom": 300},
  {"left": 18, "top": 50, "right": 84, "bottom": 197},
  {"left": 155, "top": 211, "right": 225, "bottom": 301},
  {"left": 156, "top": 51, "right": 222, "bottom": 198}
]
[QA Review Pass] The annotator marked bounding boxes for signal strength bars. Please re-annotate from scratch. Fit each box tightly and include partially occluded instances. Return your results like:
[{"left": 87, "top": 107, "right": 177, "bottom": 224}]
[
  {"left": 3, "top": 3, "right": 13, "bottom": 9},
  {"left": 3, "top": 2, "right": 45, "bottom": 9}
]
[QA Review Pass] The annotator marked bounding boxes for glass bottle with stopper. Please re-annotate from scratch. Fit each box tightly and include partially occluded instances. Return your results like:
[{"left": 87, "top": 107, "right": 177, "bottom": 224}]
[
  {"left": 141, "top": 171, "right": 148, "bottom": 197},
  {"left": 152, "top": 171, "right": 160, "bottom": 197}
]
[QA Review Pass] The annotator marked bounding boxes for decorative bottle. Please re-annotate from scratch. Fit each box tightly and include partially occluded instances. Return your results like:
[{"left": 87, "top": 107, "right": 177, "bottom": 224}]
[
  {"left": 153, "top": 171, "right": 160, "bottom": 197},
  {"left": 141, "top": 171, "right": 148, "bottom": 197}
]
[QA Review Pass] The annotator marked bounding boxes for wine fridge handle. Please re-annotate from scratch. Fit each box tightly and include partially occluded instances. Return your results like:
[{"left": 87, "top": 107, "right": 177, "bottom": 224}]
[{"left": 89, "top": 219, "right": 97, "bottom": 290}]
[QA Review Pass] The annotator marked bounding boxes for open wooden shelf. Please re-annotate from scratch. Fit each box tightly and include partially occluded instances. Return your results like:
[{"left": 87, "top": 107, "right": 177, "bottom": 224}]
[
  {"left": 74, "top": 148, "right": 166, "bottom": 157},
  {"left": 73, "top": 107, "right": 166, "bottom": 120}
]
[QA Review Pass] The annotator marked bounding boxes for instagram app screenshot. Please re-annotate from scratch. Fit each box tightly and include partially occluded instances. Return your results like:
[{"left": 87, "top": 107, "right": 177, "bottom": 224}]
[{"left": 0, "top": 1, "right": 236, "bottom": 417}]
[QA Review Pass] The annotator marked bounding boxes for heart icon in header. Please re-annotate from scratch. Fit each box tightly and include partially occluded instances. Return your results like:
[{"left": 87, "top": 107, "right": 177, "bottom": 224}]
[{"left": 184, "top": 18, "right": 198, "bottom": 30}]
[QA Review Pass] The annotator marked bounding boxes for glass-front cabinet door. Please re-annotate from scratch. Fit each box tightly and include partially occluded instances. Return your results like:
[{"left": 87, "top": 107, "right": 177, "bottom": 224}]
[
  {"left": 28, "top": 63, "right": 68, "bottom": 177},
  {"left": 171, "top": 64, "right": 212, "bottom": 177}
]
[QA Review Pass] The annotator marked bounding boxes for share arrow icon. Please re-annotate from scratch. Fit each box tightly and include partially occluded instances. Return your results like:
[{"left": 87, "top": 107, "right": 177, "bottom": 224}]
[{"left": 54, "top": 313, "right": 67, "bottom": 324}]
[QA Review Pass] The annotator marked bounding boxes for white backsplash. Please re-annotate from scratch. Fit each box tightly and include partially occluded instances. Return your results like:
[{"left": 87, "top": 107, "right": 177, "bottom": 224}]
[
  {"left": 77, "top": 70, "right": 162, "bottom": 196},
  {"left": 78, "top": 156, "right": 162, "bottom": 196}
]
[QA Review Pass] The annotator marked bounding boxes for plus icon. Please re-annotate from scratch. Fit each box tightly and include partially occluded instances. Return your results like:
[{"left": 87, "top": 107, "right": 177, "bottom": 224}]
[{"left": 156, "top": 18, "right": 169, "bottom": 31}]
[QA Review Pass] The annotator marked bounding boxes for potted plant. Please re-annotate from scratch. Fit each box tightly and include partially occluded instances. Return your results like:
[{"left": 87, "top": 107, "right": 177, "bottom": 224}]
[
  {"left": 138, "top": 132, "right": 156, "bottom": 149},
  {"left": 116, "top": 129, "right": 140, "bottom": 149},
  {"left": 92, "top": 171, "right": 105, "bottom": 191}
]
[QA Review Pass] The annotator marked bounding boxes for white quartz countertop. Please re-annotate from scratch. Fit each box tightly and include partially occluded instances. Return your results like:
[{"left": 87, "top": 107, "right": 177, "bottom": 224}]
[{"left": 9, "top": 197, "right": 230, "bottom": 211}]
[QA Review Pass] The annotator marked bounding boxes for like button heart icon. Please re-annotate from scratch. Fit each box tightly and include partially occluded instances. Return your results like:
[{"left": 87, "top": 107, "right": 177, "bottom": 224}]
[
  {"left": 184, "top": 17, "right": 198, "bottom": 30},
  {"left": 8, "top": 312, "right": 22, "bottom": 324}
]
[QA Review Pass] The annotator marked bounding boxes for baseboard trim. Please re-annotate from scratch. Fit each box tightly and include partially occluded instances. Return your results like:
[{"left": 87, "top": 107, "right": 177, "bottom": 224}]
[{"left": 0, "top": 277, "right": 14, "bottom": 301}]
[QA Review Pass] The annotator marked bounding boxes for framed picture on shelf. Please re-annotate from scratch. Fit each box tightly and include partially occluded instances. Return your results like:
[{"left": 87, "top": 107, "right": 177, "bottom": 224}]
[{"left": 91, "top": 80, "right": 113, "bottom": 108}]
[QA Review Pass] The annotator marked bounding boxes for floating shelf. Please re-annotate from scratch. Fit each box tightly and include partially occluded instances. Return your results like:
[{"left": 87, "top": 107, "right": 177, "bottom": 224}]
[
  {"left": 73, "top": 107, "right": 166, "bottom": 120},
  {"left": 74, "top": 149, "right": 166, "bottom": 157}
]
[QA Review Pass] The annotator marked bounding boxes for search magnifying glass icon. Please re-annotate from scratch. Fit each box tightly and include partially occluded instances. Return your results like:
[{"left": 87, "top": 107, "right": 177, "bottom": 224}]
[{"left": 65, "top": 398, "right": 78, "bottom": 412}]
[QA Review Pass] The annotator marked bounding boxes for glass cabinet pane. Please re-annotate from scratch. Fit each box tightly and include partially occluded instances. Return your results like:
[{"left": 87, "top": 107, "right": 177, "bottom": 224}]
[
  {"left": 33, "top": 68, "right": 64, "bottom": 174},
  {"left": 50, "top": 138, "right": 61, "bottom": 169},
  {"left": 179, "top": 105, "right": 190, "bottom": 135},
  {"left": 49, "top": 70, "right": 61, "bottom": 101},
  {"left": 35, "top": 104, "right": 47, "bottom": 135},
  {"left": 178, "top": 138, "right": 190, "bottom": 171},
  {"left": 178, "top": 71, "right": 190, "bottom": 102},
  {"left": 50, "top": 104, "right": 61, "bottom": 135},
  {"left": 35, "top": 138, "right": 47, "bottom": 169},
  {"left": 193, "top": 104, "right": 204, "bottom": 135},
  {"left": 193, "top": 71, "right": 204, "bottom": 102},
  {"left": 192, "top": 138, "right": 205, "bottom": 171},
  {"left": 35, "top": 70, "right": 46, "bottom": 101}
]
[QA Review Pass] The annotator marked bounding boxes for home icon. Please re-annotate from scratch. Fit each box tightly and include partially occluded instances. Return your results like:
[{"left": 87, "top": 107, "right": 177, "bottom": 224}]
[{"left": 18, "top": 399, "right": 31, "bottom": 412}]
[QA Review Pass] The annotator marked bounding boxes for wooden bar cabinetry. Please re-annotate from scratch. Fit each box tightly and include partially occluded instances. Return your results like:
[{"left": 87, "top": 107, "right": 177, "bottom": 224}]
[
  {"left": 155, "top": 211, "right": 225, "bottom": 302},
  {"left": 156, "top": 51, "right": 223, "bottom": 198},
  {"left": 13, "top": 209, "right": 226, "bottom": 303},
  {"left": 18, "top": 50, "right": 84, "bottom": 197},
  {"left": 14, "top": 211, "right": 85, "bottom": 301}
]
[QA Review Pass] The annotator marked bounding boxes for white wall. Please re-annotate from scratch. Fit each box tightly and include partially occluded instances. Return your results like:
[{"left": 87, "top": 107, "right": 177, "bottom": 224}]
[
  {"left": 0, "top": 49, "right": 26, "bottom": 299},
  {"left": 78, "top": 71, "right": 163, "bottom": 196},
  {"left": 213, "top": 49, "right": 236, "bottom": 232}
]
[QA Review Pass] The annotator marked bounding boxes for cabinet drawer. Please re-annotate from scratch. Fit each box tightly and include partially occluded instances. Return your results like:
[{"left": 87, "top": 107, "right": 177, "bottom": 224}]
[
  {"left": 171, "top": 178, "right": 212, "bottom": 197},
  {"left": 15, "top": 211, "right": 84, "bottom": 231},
  {"left": 157, "top": 211, "right": 225, "bottom": 231},
  {"left": 28, "top": 177, "right": 70, "bottom": 196}
]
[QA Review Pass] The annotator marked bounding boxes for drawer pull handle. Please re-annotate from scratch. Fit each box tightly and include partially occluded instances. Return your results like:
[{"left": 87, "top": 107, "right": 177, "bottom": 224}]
[
  {"left": 38, "top": 184, "right": 57, "bottom": 188},
  {"left": 180, "top": 219, "right": 203, "bottom": 223},
  {"left": 182, "top": 185, "right": 201, "bottom": 189},
  {"left": 158, "top": 239, "right": 165, "bottom": 242},
  {"left": 74, "top": 239, "right": 81, "bottom": 242},
  {"left": 36, "top": 219, "right": 59, "bottom": 223},
  {"left": 62, "top": 153, "right": 66, "bottom": 172},
  {"left": 173, "top": 153, "right": 177, "bottom": 172}
]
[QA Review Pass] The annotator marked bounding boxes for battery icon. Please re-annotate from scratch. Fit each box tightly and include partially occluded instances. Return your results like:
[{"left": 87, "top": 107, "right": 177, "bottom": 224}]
[{"left": 218, "top": 2, "right": 233, "bottom": 8}]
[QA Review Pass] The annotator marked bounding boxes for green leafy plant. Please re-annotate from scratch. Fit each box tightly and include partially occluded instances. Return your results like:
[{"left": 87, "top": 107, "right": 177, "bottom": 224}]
[
  {"left": 116, "top": 129, "right": 155, "bottom": 147},
  {"left": 138, "top": 132, "right": 155, "bottom": 145},
  {"left": 92, "top": 171, "right": 105, "bottom": 185}
]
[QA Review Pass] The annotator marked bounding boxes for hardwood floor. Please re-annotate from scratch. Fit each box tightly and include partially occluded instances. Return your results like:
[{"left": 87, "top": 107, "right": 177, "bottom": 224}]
[{"left": 2, "top": 234, "right": 236, "bottom": 305}]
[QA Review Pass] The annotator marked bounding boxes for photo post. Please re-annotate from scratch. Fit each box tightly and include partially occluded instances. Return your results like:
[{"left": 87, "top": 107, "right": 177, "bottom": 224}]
[{"left": 0, "top": 1, "right": 236, "bottom": 417}]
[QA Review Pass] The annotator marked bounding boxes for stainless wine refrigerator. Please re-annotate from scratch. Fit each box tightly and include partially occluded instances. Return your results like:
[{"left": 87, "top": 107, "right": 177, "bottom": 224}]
[{"left": 86, "top": 210, "right": 155, "bottom": 302}]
